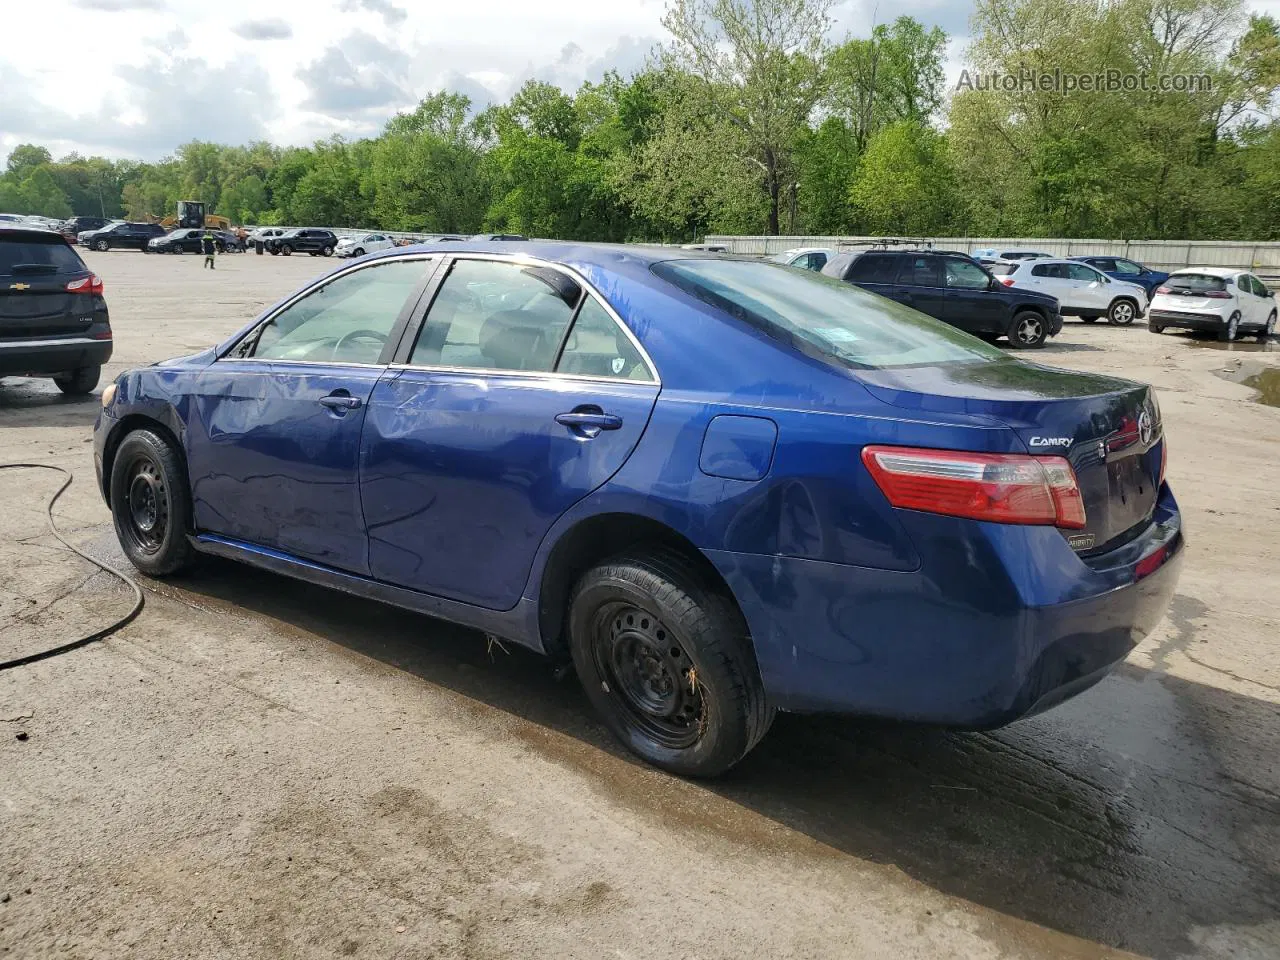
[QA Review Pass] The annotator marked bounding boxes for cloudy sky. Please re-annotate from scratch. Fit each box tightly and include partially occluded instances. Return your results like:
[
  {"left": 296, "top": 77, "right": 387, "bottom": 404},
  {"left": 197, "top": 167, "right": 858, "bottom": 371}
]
[{"left": 1, "top": 0, "right": 1274, "bottom": 161}]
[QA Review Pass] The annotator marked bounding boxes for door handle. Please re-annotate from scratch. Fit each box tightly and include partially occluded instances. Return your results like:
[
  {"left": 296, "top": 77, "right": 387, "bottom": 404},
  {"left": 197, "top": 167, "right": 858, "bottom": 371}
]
[
  {"left": 319, "top": 394, "right": 362, "bottom": 411},
  {"left": 555, "top": 412, "right": 623, "bottom": 431}
]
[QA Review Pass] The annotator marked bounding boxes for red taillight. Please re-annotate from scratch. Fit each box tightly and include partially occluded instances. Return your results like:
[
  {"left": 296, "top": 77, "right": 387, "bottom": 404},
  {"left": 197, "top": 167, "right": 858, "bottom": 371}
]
[
  {"left": 1203, "top": 290, "right": 1231, "bottom": 299},
  {"left": 1000, "top": 277, "right": 1015, "bottom": 286},
  {"left": 1155, "top": 285, "right": 1171, "bottom": 295},
  {"left": 66, "top": 275, "right": 104, "bottom": 295},
  {"left": 861, "top": 445, "right": 1087, "bottom": 530}
]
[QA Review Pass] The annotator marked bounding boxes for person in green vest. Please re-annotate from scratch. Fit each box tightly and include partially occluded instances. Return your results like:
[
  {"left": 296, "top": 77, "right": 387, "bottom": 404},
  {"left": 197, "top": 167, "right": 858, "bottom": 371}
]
[{"left": 201, "top": 229, "right": 216, "bottom": 270}]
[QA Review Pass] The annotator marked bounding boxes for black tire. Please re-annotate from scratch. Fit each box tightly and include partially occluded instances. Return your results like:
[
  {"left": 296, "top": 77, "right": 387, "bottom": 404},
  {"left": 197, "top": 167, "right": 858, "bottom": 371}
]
[
  {"left": 215, "top": 241, "right": 225, "bottom": 253},
  {"left": 53, "top": 365, "right": 100, "bottom": 395},
  {"left": 353, "top": 248, "right": 365, "bottom": 258},
  {"left": 108, "top": 429, "right": 195, "bottom": 577},
  {"left": 1108, "top": 298, "right": 1138, "bottom": 325},
  {"left": 93, "top": 238, "right": 109, "bottom": 252},
  {"left": 1261, "top": 311, "right": 1277, "bottom": 341},
  {"left": 281, "top": 244, "right": 293, "bottom": 256},
  {"left": 269, "top": 247, "right": 279, "bottom": 255},
  {"left": 568, "top": 548, "right": 774, "bottom": 777},
  {"left": 1007, "top": 310, "right": 1048, "bottom": 348},
  {"left": 1219, "top": 311, "right": 1240, "bottom": 342},
  {"left": 322, "top": 245, "right": 334, "bottom": 257},
  {"left": 1082, "top": 316, "right": 1099, "bottom": 324},
  {"left": 1148, "top": 320, "right": 1165, "bottom": 334}
]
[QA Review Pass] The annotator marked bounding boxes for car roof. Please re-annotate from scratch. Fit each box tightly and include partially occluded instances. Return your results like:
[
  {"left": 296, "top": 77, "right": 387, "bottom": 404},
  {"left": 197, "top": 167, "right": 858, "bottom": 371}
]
[
  {"left": 0, "top": 224, "right": 67, "bottom": 240},
  {"left": 1169, "top": 266, "right": 1240, "bottom": 277}
]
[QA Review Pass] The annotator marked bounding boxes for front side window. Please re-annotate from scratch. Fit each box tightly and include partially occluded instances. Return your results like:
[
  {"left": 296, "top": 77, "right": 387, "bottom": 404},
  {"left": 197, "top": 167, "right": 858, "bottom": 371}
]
[
  {"left": 248, "top": 258, "right": 431, "bottom": 364},
  {"left": 944, "top": 258, "right": 990, "bottom": 289},
  {"left": 1112, "top": 259, "right": 1142, "bottom": 275},
  {"left": 556, "top": 297, "right": 653, "bottom": 381},
  {"left": 652, "top": 259, "right": 1007, "bottom": 370},
  {"left": 409, "top": 258, "right": 581, "bottom": 371},
  {"left": 1066, "top": 263, "right": 1102, "bottom": 282}
]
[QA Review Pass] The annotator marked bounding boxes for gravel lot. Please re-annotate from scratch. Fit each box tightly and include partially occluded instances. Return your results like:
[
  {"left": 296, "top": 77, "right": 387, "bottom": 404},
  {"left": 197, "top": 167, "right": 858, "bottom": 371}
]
[{"left": 2, "top": 249, "right": 1278, "bottom": 960}]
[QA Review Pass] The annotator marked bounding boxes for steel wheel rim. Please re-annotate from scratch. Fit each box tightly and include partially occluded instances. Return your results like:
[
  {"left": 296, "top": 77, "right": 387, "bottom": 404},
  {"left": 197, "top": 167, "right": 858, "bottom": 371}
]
[
  {"left": 1017, "top": 316, "right": 1042, "bottom": 344},
  {"left": 591, "top": 602, "right": 704, "bottom": 749},
  {"left": 122, "top": 455, "right": 168, "bottom": 553}
]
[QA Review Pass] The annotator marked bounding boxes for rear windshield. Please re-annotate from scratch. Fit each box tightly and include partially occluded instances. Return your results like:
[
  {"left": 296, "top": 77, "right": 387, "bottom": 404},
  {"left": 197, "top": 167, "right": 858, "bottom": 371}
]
[
  {"left": 1165, "top": 273, "right": 1228, "bottom": 293},
  {"left": 988, "top": 263, "right": 1017, "bottom": 275},
  {"left": 0, "top": 234, "right": 86, "bottom": 277},
  {"left": 652, "top": 259, "right": 1006, "bottom": 369}
]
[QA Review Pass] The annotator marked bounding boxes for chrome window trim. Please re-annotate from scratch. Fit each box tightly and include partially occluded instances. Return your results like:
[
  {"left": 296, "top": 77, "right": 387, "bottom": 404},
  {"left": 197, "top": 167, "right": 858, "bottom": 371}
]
[
  {"left": 385, "top": 361, "right": 659, "bottom": 387},
  {"left": 216, "top": 253, "right": 439, "bottom": 363},
  {"left": 400, "top": 251, "right": 661, "bottom": 385},
  {"left": 225, "top": 357, "right": 388, "bottom": 370}
]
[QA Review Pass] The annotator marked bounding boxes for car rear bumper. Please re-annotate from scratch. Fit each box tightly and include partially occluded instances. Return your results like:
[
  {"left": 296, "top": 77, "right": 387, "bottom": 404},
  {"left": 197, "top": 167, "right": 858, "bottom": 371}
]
[
  {"left": 0, "top": 335, "right": 112, "bottom": 375},
  {"left": 706, "top": 484, "right": 1183, "bottom": 726},
  {"left": 1149, "top": 309, "right": 1225, "bottom": 330}
]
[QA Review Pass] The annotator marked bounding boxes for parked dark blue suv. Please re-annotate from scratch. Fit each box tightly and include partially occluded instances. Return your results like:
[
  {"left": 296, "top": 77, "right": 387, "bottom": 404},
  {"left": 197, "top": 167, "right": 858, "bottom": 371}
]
[
  {"left": 822, "top": 248, "right": 1063, "bottom": 348},
  {"left": 1071, "top": 256, "right": 1169, "bottom": 297}
]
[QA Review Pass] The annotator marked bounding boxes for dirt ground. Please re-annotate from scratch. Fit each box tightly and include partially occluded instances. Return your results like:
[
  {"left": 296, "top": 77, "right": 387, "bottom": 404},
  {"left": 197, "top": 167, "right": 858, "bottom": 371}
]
[{"left": 2, "top": 249, "right": 1278, "bottom": 960}]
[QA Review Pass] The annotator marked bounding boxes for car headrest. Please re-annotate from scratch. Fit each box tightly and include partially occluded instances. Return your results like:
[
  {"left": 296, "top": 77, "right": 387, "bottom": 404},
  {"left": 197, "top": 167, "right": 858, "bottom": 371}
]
[{"left": 478, "top": 310, "right": 552, "bottom": 370}]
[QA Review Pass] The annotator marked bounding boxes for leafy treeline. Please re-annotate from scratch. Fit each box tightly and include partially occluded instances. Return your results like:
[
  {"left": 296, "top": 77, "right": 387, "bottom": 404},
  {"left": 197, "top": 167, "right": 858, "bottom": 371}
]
[{"left": 2, "top": 0, "right": 1278, "bottom": 240}]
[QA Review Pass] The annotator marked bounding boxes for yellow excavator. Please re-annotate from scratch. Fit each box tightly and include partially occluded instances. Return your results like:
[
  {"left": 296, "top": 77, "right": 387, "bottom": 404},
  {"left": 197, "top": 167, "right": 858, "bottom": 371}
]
[{"left": 146, "top": 201, "right": 232, "bottom": 232}]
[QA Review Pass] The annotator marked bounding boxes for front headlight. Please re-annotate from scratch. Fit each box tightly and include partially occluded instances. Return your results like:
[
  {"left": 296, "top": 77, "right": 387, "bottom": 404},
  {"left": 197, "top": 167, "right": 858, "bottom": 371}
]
[{"left": 101, "top": 383, "right": 117, "bottom": 408}]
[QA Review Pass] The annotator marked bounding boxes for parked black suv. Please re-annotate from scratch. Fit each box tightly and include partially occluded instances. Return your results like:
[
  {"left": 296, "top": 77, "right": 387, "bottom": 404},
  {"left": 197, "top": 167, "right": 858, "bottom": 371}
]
[
  {"left": 79, "top": 222, "right": 166, "bottom": 252},
  {"left": 0, "top": 226, "right": 112, "bottom": 394},
  {"left": 60, "top": 216, "right": 113, "bottom": 239},
  {"left": 821, "top": 248, "right": 1063, "bottom": 348},
  {"left": 267, "top": 229, "right": 338, "bottom": 257}
]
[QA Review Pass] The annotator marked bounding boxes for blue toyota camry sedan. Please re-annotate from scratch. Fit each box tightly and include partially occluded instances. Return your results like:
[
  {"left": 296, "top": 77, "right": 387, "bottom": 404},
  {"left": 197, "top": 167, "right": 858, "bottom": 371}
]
[{"left": 94, "top": 242, "right": 1183, "bottom": 776}]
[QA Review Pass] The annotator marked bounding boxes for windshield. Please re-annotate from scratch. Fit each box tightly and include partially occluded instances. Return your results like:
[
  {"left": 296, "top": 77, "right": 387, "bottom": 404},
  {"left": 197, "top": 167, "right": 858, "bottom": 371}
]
[{"left": 652, "top": 259, "right": 1007, "bottom": 369}]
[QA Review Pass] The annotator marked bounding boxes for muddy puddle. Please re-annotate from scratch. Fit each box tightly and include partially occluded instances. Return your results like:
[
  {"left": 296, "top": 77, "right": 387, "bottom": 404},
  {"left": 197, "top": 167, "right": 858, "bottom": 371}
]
[
  {"left": 1185, "top": 337, "right": 1278, "bottom": 353},
  {"left": 1211, "top": 358, "right": 1280, "bottom": 407}
]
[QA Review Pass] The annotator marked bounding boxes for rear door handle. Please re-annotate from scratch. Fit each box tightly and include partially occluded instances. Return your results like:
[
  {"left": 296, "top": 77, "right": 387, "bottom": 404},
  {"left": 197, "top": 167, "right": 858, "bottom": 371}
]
[
  {"left": 319, "top": 394, "right": 362, "bottom": 410},
  {"left": 555, "top": 412, "right": 622, "bottom": 431}
]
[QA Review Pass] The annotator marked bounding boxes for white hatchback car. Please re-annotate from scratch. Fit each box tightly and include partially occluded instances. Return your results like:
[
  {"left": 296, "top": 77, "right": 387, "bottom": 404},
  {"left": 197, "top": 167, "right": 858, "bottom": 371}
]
[
  {"left": 1147, "top": 268, "right": 1276, "bottom": 342},
  {"left": 336, "top": 232, "right": 396, "bottom": 258},
  {"left": 992, "top": 258, "right": 1148, "bottom": 325}
]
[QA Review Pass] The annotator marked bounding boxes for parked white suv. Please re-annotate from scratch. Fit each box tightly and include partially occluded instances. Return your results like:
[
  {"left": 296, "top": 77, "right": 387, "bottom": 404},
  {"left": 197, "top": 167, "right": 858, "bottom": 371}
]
[
  {"left": 972, "top": 248, "right": 1054, "bottom": 265},
  {"left": 1147, "top": 268, "right": 1276, "bottom": 342},
  {"left": 769, "top": 247, "right": 837, "bottom": 271},
  {"left": 336, "top": 232, "right": 396, "bottom": 258},
  {"left": 992, "top": 258, "right": 1147, "bottom": 325}
]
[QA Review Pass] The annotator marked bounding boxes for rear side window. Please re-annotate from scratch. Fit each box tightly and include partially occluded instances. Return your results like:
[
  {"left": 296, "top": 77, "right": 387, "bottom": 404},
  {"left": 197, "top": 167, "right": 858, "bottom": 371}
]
[
  {"left": 820, "top": 252, "right": 855, "bottom": 279},
  {"left": 1031, "top": 263, "right": 1065, "bottom": 278},
  {"left": 845, "top": 254, "right": 897, "bottom": 283},
  {"left": 897, "top": 255, "right": 941, "bottom": 287},
  {"left": 1166, "top": 274, "right": 1227, "bottom": 294},
  {"left": 556, "top": 297, "right": 653, "bottom": 381},
  {"left": 652, "top": 259, "right": 1007, "bottom": 370},
  {"left": 0, "top": 234, "right": 86, "bottom": 277}
]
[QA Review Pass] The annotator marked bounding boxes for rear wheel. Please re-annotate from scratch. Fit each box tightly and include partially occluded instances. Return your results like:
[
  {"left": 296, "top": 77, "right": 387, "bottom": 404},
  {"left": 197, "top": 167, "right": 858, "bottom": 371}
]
[
  {"left": 1261, "top": 311, "right": 1276, "bottom": 341},
  {"left": 568, "top": 548, "right": 773, "bottom": 777},
  {"left": 322, "top": 244, "right": 334, "bottom": 257},
  {"left": 1148, "top": 320, "right": 1165, "bottom": 334},
  {"left": 108, "top": 429, "right": 195, "bottom": 577},
  {"left": 1219, "top": 311, "right": 1240, "bottom": 342},
  {"left": 1108, "top": 298, "right": 1137, "bottom": 325},
  {"left": 1007, "top": 310, "right": 1048, "bottom": 349},
  {"left": 53, "top": 366, "right": 100, "bottom": 395}
]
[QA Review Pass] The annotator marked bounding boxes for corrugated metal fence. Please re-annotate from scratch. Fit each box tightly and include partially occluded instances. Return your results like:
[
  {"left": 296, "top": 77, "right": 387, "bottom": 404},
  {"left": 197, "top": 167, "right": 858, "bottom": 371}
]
[{"left": 704, "top": 235, "right": 1280, "bottom": 275}]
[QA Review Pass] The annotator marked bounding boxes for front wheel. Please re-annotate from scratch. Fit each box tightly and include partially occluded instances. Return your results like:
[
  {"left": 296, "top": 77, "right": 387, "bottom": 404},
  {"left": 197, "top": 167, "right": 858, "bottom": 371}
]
[
  {"left": 1007, "top": 310, "right": 1048, "bottom": 349},
  {"left": 353, "top": 248, "right": 365, "bottom": 258},
  {"left": 568, "top": 549, "right": 774, "bottom": 777},
  {"left": 109, "top": 429, "right": 195, "bottom": 577},
  {"left": 1108, "top": 298, "right": 1137, "bottom": 325},
  {"left": 1219, "top": 311, "right": 1240, "bottom": 342},
  {"left": 269, "top": 247, "right": 279, "bottom": 255},
  {"left": 281, "top": 244, "right": 293, "bottom": 256},
  {"left": 93, "top": 238, "right": 109, "bottom": 252},
  {"left": 322, "top": 245, "right": 334, "bottom": 257},
  {"left": 53, "top": 365, "right": 100, "bottom": 395}
]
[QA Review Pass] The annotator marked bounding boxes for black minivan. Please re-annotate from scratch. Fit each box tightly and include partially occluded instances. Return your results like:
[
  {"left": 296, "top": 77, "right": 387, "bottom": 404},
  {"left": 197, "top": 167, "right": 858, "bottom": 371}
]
[
  {"left": 0, "top": 226, "right": 111, "bottom": 394},
  {"left": 822, "top": 248, "right": 1064, "bottom": 348}
]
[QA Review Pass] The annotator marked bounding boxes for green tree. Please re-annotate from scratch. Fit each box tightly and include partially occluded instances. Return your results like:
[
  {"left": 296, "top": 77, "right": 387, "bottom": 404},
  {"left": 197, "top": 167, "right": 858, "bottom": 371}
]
[
  {"left": 849, "top": 121, "right": 959, "bottom": 234},
  {"left": 661, "top": 0, "right": 832, "bottom": 234},
  {"left": 6, "top": 144, "right": 53, "bottom": 179}
]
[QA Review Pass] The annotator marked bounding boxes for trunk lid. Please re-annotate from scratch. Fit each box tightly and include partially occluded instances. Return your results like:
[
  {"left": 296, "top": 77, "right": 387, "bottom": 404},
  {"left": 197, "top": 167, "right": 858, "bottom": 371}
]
[
  {"left": 855, "top": 359, "right": 1164, "bottom": 553},
  {"left": 0, "top": 231, "right": 95, "bottom": 338}
]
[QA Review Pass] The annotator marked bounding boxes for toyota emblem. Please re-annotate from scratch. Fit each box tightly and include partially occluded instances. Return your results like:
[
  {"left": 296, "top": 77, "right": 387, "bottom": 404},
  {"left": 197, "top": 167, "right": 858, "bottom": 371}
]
[{"left": 1138, "top": 408, "right": 1154, "bottom": 446}]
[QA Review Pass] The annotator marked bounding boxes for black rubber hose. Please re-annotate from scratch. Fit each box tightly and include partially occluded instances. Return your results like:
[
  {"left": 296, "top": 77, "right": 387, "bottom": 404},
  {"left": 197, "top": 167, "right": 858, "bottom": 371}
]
[{"left": 0, "top": 464, "right": 144, "bottom": 671}]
